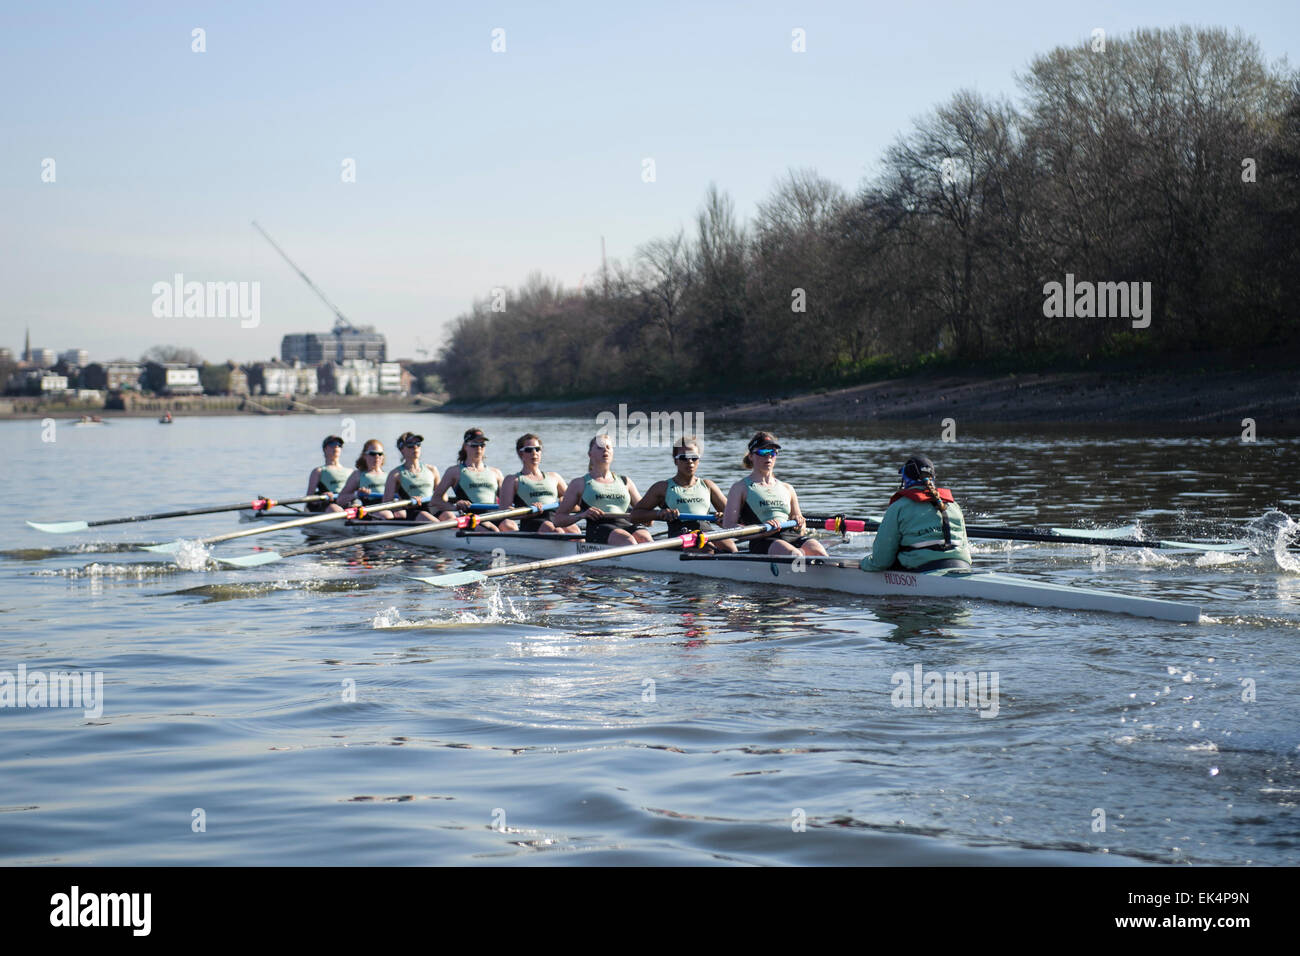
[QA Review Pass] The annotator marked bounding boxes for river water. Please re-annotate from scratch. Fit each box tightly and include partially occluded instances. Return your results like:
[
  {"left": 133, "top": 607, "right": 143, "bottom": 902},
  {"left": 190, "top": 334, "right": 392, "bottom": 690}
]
[{"left": 1, "top": 413, "right": 1297, "bottom": 865}]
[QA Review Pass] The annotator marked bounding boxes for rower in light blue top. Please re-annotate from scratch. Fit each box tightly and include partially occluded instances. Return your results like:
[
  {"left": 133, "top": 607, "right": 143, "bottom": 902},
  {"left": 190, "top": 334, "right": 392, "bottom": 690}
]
[
  {"left": 432, "top": 427, "right": 508, "bottom": 532},
  {"left": 497, "top": 433, "right": 576, "bottom": 534},
  {"left": 860, "top": 455, "right": 972, "bottom": 572},
  {"left": 723, "top": 430, "right": 827, "bottom": 557},
  {"left": 383, "top": 431, "right": 442, "bottom": 521},
  {"left": 305, "top": 434, "right": 352, "bottom": 513},
  {"left": 554, "top": 433, "right": 653, "bottom": 545},
  {"left": 336, "top": 439, "right": 394, "bottom": 518}
]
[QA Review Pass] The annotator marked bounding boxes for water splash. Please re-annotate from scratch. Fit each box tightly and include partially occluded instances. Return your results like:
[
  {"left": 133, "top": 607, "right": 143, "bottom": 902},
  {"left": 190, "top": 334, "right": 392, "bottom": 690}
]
[
  {"left": 1249, "top": 511, "right": 1300, "bottom": 574},
  {"left": 370, "top": 585, "right": 529, "bottom": 629},
  {"left": 172, "top": 539, "right": 213, "bottom": 572}
]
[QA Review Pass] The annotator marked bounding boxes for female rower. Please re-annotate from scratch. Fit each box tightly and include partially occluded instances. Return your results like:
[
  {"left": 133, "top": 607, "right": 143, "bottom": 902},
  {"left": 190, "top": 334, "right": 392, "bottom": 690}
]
[
  {"left": 860, "top": 455, "right": 971, "bottom": 572},
  {"left": 554, "top": 434, "right": 653, "bottom": 545},
  {"left": 723, "top": 431, "right": 827, "bottom": 557},
  {"left": 497, "top": 433, "right": 576, "bottom": 534},
  {"left": 629, "top": 436, "right": 736, "bottom": 552},
  {"left": 431, "top": 428, "right": 507, "bottom": 531},
  {"left": 305, "top": 435, "right": 352, "bottom": 512},
  {"left": 383, "top": 431, "right": 442, "bottom": 521},
  {"left": 336, "top": 439, "right": 394, "bottom": 518}
]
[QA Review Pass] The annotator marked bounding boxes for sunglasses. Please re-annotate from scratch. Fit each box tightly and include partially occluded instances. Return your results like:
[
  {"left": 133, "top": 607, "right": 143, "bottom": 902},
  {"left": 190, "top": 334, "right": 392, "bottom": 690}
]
[
  {"left": 401, "top": 441, "right": 422, "bottom": 449},
  {"left": 324, "top": 441, "right": 343, "bottom": 448},
  {"left": 365, "top": 449, "right": 385, "bottom": 456},
  {"left": 754, "top": 447, "right": 780, "bottom": 457},
  {"left": 518, "top": 446, "right": 542, "bottom": 453},
  {"left": 674, "top": 454, "right": 700, "bottom": 462},
  {"left": 466, "top": 442, "right": 486, "bottom": 448}
]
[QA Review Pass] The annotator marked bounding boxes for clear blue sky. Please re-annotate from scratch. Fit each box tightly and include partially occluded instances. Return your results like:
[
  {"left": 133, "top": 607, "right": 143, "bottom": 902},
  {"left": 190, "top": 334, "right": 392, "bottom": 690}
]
[{"left": 1, "top": 1, "right": 1295, "bottom": 363}]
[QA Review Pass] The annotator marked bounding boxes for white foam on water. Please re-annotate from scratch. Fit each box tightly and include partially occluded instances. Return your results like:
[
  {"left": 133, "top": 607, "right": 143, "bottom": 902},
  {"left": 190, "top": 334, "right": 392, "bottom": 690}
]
[
  {"left": 173, "top": 539, "right": 213, "bottom": 571},
  {"left": 370, "top": 585, "right": 530, "bottom": 630}
]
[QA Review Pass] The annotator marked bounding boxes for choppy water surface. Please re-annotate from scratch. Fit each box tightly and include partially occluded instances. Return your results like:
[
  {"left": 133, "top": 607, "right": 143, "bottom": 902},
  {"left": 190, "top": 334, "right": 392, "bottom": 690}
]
[{"left": 1, "top": 414, "right": 1297, "bottom": 865}]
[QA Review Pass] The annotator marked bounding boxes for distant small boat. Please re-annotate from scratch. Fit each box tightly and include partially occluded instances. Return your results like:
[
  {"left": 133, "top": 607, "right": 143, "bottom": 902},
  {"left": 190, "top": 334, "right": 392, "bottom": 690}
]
[
  {"left": 71, "top": 415, "right": 106, "bottom": 427},
  {"left": 159, "top": 413, "right": 174, "bottom": 424}
]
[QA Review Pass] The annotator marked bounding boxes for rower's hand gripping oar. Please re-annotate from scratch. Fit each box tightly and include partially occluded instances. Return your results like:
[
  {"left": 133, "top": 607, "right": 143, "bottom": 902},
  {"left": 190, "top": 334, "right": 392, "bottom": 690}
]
[
  {"left": 25, "top": 493, "right": 333, "bottom": 534},
  {"left": 216, "top": 504, "right": 552, "bottom": 568},
  {"left": 415, "top": 521, "right": 794, "bottom": 589},
  {"left": 141, "top": 497, "right": 421, "bottom": 554},
  {"left": 807, "top": 514, "right": 1248, "bottom": 553}
]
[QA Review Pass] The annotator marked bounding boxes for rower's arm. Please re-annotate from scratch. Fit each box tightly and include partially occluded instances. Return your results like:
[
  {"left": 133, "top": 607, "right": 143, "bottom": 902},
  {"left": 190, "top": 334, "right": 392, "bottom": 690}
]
[
  {"left": 306, "top": 467, "right": 322, "bottom": 497},
  {"left": 553, "top": 477, "right": 585, "bottom": 528},
  {"left": 383, "top": 469, "right": 400, "bottom": 502},
  {"left": 863, "top": 503, "right": 901, "bottom": 571},
  {"left": 722, "top": 481, "right": 744, "bottom": 528},
  {"left": 628, "top": 480, "right": 668, "bottom": 524},
  {"left": 705, "top": 479, "right": 728, "bottom": 514},
  {"left": 499, "top": 473, "right": 518, "bottom": 509},
  {"left": 787, "top": 484, "right": 808, "bottom": 532},
  {"left": 431, "top": 466, "right": 458, "bottom": 503},
  {"left": 552, "top": 473, "right": 568, "bottom": 498},
  {"left": 335, "top": 470, "right": 361, "bottom": 506},
  {"left": 623, "top": 478, "right": 648, "bottom": 524}
]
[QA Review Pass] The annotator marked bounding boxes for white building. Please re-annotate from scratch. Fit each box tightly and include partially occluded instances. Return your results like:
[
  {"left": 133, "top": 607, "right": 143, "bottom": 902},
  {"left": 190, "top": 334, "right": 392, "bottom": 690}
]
[
  {"left": 378, "top": 362, "right": 404, "bottom": 394},
  {"left": 60, "top": 349, "right": 90, "bottom": 367}
]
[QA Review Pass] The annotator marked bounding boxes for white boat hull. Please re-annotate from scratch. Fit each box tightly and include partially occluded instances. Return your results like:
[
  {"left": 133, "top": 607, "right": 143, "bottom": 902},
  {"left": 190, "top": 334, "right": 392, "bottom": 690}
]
[{"left": 289, "top": 520, "right": 1203, "bottom": 623}]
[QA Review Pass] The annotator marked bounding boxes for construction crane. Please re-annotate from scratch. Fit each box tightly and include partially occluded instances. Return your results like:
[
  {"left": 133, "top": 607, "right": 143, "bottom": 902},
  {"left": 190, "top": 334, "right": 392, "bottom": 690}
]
[{"left": 252, "top": 221, "right": 358, "bottom": 334}]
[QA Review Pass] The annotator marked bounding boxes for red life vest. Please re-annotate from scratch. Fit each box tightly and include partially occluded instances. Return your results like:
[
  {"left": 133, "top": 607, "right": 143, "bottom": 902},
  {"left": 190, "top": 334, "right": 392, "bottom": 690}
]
[{"left": 889, "top": 487, "right": 955, "bottom": 506}]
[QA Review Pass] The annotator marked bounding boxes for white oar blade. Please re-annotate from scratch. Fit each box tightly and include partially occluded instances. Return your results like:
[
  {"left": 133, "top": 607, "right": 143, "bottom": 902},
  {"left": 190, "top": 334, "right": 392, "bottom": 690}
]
[
  {"left": 141, "top": 541, "right": 183, "bottom": 555},
  {"left": 26, "top": 520, "right": 90, "bottom": 534},
  {"left": 1155, "top": 539, "right": 1248, "bottom": 552},
  {"left": 412, "top": 570, "right": 489, "bottom": 589},
  {"left": 217, "top": 551, "right": 284, "bottom": 568},
  {"left": 1048, "top": 526, "right": 1136, "bottom": 539}
]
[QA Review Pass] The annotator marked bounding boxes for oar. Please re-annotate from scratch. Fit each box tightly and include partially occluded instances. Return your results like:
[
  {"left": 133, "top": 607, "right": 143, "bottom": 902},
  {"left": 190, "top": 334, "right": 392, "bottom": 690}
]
[
  {"left": 415, "top": 521, "right": 792, "bottom": 589},
  {"left": 216, "top": 504, "right": 550, "bottom": 568},
  {"left": 26, "top": 494, "right": 334, "bottom": 534},
  {"left": 142, "top": 497, "right": 419, "bottom": 554},
  {"left": 807, "top": 514, "right": 1247, "bottom": 553}
]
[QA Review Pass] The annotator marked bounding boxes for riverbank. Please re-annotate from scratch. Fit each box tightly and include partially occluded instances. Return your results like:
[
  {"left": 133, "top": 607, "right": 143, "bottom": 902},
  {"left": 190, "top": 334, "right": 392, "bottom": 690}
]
[
  {"left": 0, "top": 393, "right": 446, "bottom": 420},
  {"left": 437, "top": 366, "right": 1300, "bottom": 431}
]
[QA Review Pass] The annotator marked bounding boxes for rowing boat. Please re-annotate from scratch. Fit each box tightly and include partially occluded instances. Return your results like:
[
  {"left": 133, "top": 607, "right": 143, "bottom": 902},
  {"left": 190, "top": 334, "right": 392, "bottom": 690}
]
[{"left": 228, "top": 518, "right": 1203, "bottom": 623}]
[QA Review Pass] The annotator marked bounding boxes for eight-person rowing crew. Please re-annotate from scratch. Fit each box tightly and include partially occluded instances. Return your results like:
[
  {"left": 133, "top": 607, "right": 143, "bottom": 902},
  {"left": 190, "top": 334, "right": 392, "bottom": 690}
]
[{"left": 303, "top": 429, "right": 972, "bottom": 571}]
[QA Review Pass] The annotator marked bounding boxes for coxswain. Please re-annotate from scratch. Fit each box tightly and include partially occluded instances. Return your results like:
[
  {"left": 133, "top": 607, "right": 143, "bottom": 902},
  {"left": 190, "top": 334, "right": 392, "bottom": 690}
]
[
  {"left": 629, "top": 436, "right": 736, "bottom": 552},
  {"left": 722, "top": 431, "right": 827, "bottom": 556},
  {"left": 554, "top": 434, "right": 653, "bottom": 545},
  {"left": 859, "top": 455, "right": 972, "bottom": 572}
]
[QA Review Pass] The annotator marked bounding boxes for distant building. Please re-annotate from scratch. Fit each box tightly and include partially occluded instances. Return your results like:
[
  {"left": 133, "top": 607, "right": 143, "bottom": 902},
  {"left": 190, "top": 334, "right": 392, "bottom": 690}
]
[
  {"left": 319, "top": 360, "right": 378, "bottom": 396},
  {"left": 60, "top": 349, "right": 89, "bottom": 367},
  {"left": 282, "top": 327, "right": 386, "bottom": 365},
  {"left": 142, "top": 362, "right": 204, "bottom": 395},
  {"left": 25, "top": 370, "right": 68, "bottom": 394},
  {"left": 227, "top": 363, "right": 249, "bottom": 396},
  {"left": 83, "top": 363, "right": 143, "bottom": 391},
  {"left": 378, "top": 362, "right": 404, "bottom": 394},
  {"left": 30, "top": 348, "right": 57, "bottom": 368},
  {"left": 0, "top": 347, "right": 12, "bottom": 362},
  {"left": 249, "top": 361, "right": 318, "bottom": 396}
]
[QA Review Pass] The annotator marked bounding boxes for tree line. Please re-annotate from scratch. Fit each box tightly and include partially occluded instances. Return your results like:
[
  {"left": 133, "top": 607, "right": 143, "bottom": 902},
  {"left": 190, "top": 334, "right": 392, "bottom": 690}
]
[{"left": 436, "top": 26, "right": 1299, "bottom": 401}]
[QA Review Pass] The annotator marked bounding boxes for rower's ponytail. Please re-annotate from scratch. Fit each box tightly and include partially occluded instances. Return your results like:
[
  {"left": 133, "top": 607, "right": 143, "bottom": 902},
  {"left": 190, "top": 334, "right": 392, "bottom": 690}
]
[{"left": 924, "top": 477, "right": 947, "bottom": 514}]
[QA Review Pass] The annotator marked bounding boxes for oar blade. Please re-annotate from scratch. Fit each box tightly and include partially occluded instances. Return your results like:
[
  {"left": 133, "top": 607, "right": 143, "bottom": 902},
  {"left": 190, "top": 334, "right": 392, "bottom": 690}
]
[
  {"left": 141, "top": 541, "right": 183, "bottom": 554},
  {"left": 411, "top": 570, "right": 490, "bottom": 589},
  {"left": 217, "top": 551, "right": 284, "bottom": 568},
  {"left": 26, "top": 520, "right": 90, "bottom": 534},
  {"left": 1155, "top": 539, "right": 1248, "bottom": 552}
]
